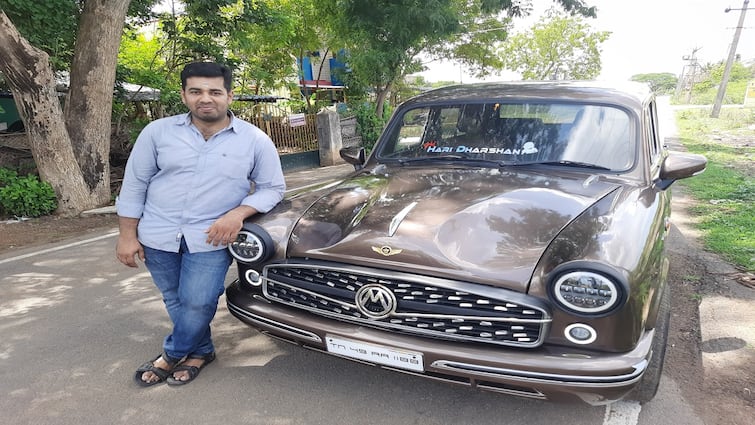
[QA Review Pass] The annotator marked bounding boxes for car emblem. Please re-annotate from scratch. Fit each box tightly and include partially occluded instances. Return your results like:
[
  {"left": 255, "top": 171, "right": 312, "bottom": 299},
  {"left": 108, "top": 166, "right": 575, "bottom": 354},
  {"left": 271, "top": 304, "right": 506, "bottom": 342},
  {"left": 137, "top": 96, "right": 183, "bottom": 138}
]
[
  {"left": 355, "top": 284, "right": 397, "bottom": 319},
  {"left": 372, "top": 245, "right": 403, "bottom": 256}
]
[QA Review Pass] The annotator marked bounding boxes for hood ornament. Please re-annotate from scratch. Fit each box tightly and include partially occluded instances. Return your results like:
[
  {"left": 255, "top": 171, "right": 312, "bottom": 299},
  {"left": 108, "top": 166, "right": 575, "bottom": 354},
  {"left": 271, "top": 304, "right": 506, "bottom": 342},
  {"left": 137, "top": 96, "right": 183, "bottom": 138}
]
[{"left": 372, "top": 246, "right": 402, "bottom": 256}]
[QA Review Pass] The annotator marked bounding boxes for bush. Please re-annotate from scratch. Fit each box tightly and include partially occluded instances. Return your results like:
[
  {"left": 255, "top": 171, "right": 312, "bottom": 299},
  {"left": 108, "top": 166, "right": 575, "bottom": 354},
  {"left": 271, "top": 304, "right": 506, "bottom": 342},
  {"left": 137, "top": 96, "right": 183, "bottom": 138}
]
[
  {"left": 348, "top": 101, "right": 390, "bottom": 153},
  {"left": 0, "top": 168, "right": 18, "bottom": 185},
  {"left": 0, "top": 169, "right": 57, "bottom": 218}
]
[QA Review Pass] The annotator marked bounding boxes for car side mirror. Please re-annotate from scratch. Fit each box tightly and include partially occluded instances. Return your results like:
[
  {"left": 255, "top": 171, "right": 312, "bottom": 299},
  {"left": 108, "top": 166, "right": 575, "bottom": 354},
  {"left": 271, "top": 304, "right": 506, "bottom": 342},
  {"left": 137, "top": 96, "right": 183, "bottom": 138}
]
[
  {"left": 655, "top": 151, "right": 707, "bottom": 190},
  {"left": 339, "top": 146, "right": 366, "bottom": 170}
]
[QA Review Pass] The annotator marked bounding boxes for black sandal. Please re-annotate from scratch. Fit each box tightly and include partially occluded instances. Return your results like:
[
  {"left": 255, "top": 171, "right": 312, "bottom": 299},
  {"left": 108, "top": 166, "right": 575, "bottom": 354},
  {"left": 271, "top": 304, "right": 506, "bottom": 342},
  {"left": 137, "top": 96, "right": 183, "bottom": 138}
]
[
  {"left": 134, "top": 353, "right": 180, "bottom": 387},
  {"left": 166, "top": 352, "right": 216, "bottom": 386}
]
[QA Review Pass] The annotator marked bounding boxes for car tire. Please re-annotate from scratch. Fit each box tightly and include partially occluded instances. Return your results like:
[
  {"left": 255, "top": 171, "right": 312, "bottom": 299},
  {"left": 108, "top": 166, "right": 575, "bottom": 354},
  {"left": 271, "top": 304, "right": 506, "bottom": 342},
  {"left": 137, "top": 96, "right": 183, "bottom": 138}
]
[{"left": 627, "top": 283, "right": 671, "bottom": 404}]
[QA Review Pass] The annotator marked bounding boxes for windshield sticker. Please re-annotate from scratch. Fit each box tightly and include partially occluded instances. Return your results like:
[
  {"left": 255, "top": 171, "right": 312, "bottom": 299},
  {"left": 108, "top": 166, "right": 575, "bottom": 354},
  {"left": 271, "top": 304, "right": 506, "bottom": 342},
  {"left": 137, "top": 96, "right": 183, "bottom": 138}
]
[{"left": 422, "top": 141, "right": 539, "bottom": 155}]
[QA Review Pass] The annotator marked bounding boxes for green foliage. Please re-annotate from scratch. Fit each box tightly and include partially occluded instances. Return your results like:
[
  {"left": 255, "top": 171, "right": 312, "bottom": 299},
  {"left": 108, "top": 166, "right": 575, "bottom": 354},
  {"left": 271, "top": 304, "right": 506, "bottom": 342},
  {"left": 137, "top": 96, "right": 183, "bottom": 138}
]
[
  {"left": 118, "top": 31, "right": 167, "bottom": 89},
  {"left": 0, "top": 169, "right": 57, "bottom": 217},
  {"left": 631, "top": 73, "right": 678, "bottom": 95},
  {"left": 125, "top": 0, "right": 158, "bottom": 28},
  {"left": 146, "top": 0, "right": 306, "bottom": 97},
  {"left": 675, "top": 107, "right": 755, "bottom": 271},
  {"left": 674, "top": 61, "right": 754, "bottom": 105},
  {"left": 127, "top": 117, "right": 153, "bottom": 146},
  {"left": 0, "top": 167, "right": 19, "bottom": 185},
  {"left": 116, "top": 29, "right": 187, "bottom": 122},
  {"left": 695, "top": 61, "right": 752, "bottom": 92},
  {"left": 347, "top": 101, "right": 391, "bottom": 153},
  {"left": 1, "top": 0, "right": 158, "bottom": 71},
  {"left": 0, "top": 0, "right": 79, "bottom": 70},
  {"left": 686, "top": 80, "right": 749, "bottom": 106},
  {"left": 391, "top": 76, "right": 429, "bottom": 106},
  {"left": 499, "top": 8, "right": 609, "bottom": 80},
  {"left": 332, "top": 0, "right": 461, "bottom": 96}
]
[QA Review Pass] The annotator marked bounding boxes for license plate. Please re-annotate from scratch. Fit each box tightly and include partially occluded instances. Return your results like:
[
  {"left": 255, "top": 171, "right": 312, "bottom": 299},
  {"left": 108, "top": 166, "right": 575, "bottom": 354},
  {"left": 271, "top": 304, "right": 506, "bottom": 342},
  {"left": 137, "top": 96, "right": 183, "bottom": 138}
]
[{"left": 325, "top": 335, "right": 424, "bottom": 372}]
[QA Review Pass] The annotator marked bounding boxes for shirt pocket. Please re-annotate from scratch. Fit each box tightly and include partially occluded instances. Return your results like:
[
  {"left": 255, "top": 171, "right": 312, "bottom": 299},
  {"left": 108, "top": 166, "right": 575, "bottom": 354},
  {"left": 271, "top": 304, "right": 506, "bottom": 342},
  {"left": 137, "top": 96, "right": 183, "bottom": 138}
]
[{"left": 212, "top": 152, "right": 251, "bottom": 181}]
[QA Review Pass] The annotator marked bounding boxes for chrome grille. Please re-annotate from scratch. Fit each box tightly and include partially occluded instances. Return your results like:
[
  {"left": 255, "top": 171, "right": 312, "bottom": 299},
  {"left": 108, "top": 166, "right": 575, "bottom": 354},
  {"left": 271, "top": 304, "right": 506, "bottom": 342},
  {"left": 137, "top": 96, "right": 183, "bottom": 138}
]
[{"left": 262, "top": 263, "right": 550, "bottom": 347}]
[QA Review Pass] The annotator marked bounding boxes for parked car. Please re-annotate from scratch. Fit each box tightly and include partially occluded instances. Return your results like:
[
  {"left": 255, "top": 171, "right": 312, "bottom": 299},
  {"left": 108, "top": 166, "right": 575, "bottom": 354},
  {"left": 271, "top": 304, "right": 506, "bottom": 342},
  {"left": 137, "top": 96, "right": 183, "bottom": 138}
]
[{"left": 225, "top": 81, "right": 707, "bottom": 405}]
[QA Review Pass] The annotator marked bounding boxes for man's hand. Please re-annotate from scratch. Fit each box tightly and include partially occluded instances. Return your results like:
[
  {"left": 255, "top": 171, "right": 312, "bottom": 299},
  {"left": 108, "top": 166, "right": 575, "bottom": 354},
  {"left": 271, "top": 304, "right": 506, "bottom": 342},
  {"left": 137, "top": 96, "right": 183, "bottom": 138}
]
[
  {"left": 205, "top": 206, "right": 257, "bottom": 246},
  {"left": 116, "top": 235, "right": 144, "bottom": 267},
  {"left": 116, "top": 216, "right": 144, "bottom": 267}
]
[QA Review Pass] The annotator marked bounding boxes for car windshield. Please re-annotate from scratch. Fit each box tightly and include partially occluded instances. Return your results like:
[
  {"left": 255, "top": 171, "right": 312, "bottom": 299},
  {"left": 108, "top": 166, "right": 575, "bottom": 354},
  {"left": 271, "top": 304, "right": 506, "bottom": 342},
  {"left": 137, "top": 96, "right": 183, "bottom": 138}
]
[{"left": 376, "top": 102, "right": 635, "bottom": 171}]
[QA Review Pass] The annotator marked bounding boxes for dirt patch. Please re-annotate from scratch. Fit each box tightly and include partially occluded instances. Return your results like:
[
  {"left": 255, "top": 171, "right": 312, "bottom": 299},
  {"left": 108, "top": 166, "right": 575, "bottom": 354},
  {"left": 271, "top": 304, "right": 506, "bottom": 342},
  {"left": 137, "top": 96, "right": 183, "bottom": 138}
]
[
  {"left": 664, "top": 201, "right": 755, "bottom": 425},
  {"left": 663, "top": 124, "right": 755, "bottom": 424},
  {"left": 0, "top": 213, "right": 118, "bottom": 254}
]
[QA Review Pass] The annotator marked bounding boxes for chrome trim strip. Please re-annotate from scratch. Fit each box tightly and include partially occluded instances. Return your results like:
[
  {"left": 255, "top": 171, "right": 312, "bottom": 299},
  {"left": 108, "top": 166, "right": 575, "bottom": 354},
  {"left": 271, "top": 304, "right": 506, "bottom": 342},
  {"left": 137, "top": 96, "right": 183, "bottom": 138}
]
[
  {"left": 285, "top": 180, "right": 343, "bottom": 195},
  {"left": 389, "top": 201, "right": 418, "bottom": 236},
  {"left": 227, "top": 302, "right": 323, "bottom": 343},
  {"left": 474, "top": 384, "right": 547, "bottom": 399},
  {"left": 431, "top": 359, "right": 647, "bottom": 385}
]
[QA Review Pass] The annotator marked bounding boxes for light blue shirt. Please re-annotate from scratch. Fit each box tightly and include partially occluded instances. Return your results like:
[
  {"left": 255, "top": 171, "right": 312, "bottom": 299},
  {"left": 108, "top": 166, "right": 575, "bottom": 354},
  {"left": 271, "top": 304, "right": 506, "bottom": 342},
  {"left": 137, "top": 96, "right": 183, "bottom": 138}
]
[{"left": 116, "top": 112, "right": 286, "bottom": 253}]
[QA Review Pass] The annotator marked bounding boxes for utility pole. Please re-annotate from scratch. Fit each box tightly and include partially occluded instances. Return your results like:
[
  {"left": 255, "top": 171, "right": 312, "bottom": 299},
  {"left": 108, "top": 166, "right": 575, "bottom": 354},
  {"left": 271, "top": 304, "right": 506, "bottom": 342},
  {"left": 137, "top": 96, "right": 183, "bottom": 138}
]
[
  {"left": 676, "top": 47, "right": 702, "bottom": 104},
  {"left": 711, "top": 0, "right": 750, "bottom": 118}
]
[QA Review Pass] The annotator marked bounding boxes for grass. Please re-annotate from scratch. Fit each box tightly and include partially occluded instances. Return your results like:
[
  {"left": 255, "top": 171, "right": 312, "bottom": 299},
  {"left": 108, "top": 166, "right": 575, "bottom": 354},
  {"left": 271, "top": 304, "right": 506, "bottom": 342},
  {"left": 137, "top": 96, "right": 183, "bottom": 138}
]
[
  {"left": 674, "top": 107, "right": 755, "bottom": 272},
  {"left": 683, "top": 274, "right": 702, "bottom": 283}
]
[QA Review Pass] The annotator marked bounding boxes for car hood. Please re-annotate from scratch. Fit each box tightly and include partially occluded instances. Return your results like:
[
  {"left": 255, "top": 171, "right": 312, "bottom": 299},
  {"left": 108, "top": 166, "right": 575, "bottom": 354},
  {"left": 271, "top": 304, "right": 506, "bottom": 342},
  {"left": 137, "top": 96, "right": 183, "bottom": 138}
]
[{"left": 287, "top": 165, "right": 619, "bottom": 291}]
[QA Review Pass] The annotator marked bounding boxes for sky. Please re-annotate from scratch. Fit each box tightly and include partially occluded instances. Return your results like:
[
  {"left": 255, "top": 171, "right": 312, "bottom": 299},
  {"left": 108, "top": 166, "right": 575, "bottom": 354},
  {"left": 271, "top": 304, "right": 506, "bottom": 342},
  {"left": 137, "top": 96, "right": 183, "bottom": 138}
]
[{"left": 417, "top": 0, "right": 755, "bottom": 83}]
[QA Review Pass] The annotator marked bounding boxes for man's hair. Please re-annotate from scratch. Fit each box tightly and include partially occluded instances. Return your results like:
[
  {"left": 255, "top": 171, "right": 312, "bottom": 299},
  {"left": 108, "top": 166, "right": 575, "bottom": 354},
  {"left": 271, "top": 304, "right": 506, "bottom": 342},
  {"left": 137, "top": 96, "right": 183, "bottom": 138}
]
[{"left": 180, "top": 62, "right": 233, "bottom": 92}]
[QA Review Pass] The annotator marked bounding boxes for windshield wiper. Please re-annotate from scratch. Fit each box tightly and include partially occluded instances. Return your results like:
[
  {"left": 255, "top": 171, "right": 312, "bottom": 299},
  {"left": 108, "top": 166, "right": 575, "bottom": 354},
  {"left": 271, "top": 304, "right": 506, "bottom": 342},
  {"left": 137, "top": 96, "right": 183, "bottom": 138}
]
[{"left": 511, "top": 160, "right": 611, "bottom": 171}]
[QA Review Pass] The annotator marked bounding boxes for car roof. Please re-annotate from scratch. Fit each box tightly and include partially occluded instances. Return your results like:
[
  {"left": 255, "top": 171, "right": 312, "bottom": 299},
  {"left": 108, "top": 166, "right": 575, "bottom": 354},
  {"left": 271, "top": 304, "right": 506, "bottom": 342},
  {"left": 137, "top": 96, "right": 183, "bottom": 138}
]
[{"left": 401, "top": 81, "right": 654, "bottom": 112}]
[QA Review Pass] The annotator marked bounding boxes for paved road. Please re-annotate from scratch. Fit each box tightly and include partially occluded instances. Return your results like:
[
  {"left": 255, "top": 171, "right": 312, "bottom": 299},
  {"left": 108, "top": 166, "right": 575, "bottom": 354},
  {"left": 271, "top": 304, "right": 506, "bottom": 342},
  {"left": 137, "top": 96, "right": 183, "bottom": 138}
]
[{"left": 0, "top": 228, "right": 703, "bottom": 425}]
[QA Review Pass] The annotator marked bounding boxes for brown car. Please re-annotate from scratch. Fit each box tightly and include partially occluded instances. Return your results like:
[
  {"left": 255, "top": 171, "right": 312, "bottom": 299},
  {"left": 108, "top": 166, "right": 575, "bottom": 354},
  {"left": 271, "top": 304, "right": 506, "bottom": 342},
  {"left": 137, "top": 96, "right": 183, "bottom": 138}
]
[{"left": 225, "top": 81, "right": 707, "bottom": 405}]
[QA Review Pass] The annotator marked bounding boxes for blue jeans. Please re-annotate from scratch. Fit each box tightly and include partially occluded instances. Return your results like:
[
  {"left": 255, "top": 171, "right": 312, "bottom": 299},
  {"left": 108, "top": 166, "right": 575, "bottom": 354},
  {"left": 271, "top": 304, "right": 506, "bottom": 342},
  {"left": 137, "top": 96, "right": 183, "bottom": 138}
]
[{"left": 143, "top": 238, "right": 231, "bottom": 361}]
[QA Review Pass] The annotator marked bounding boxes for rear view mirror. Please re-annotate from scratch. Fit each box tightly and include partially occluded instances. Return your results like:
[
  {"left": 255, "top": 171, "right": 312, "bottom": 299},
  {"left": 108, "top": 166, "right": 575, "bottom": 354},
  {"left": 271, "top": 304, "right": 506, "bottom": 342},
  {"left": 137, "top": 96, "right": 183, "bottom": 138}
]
[
  {"left": 339, "top": 146, "right": 366, "bottom": 170},
  {"left": 656, "top": 152, "right": 707, "bottom": 190}
]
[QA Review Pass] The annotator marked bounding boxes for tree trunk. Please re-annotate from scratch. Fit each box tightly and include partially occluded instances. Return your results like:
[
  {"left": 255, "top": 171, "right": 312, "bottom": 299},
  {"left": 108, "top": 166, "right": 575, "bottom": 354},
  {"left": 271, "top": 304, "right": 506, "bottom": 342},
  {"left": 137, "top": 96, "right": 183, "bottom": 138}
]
[
  {"left": 0, "top": 11, "right": 93, "bottom": 217},
  {"left": 374, "top": 82, "right": 391, "bottom": 118},
  {"left": 63, "top": 0, "right": 131, "bottom": 206}
]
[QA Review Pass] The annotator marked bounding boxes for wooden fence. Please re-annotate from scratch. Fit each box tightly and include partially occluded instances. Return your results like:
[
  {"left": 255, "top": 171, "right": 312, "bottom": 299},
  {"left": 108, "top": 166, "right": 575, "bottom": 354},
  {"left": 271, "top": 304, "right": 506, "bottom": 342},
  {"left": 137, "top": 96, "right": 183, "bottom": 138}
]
[
  {"left": 248, "top": 114, "right": 318, "bottom": 154},
  {"left": 234, "top": 102, "right": 318, "bottom": 154}
]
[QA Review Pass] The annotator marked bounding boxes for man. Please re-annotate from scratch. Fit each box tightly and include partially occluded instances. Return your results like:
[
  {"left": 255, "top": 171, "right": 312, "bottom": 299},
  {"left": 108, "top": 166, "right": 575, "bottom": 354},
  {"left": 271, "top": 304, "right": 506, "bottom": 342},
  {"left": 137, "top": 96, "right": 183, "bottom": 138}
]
[{"left": 115, "top": 61, "right": 285, "bottom": 387}]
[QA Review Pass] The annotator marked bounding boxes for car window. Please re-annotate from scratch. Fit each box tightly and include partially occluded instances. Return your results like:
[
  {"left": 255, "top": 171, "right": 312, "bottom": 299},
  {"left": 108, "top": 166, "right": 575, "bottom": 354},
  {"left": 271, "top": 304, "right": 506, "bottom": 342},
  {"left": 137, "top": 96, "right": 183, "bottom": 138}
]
[
  {"left": 378, "top": 102, "right": 635, "bottom": 171},
  {"left": 646, "top": 100, "right": 663, "bottom": 171}
]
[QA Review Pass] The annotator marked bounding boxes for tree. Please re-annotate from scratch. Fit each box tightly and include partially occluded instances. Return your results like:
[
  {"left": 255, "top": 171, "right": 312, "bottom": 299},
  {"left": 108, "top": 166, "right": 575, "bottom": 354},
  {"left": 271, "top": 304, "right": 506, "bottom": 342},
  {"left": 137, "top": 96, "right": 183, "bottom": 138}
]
[
  {"left": 154, "top": 0, "right": 302, "bottom": 93},
  {"left": 0, "top": 0, "right": 78, "bottom": 72},
  {"left": 323, "top": 0, "right": 459, "bottom": 115},
  {"left": 499, "top": 7, "right": 609, "bottom": 80},
  {"left": 686, "top": 60, "right": 754, "bottom": 105},
  {"left": 325, "top": 0, "right": 596, "bottom": 115},
  {"left": 0, "top": 0, "right": 154, "bottom": 216},
  {"left": 631, "top": 73, "right": 678, "bottom": 95}
]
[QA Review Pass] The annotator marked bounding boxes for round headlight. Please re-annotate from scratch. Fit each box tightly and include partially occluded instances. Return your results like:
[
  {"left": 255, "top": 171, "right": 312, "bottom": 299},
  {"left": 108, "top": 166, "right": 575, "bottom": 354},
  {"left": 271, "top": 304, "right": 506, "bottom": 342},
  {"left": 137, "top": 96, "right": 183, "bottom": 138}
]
[
  {"left": 553, "top": 271, "right": 621, "bottom": 314},
  {"left": 229, "top": 226, "right": 274, "bottom": 264}
]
